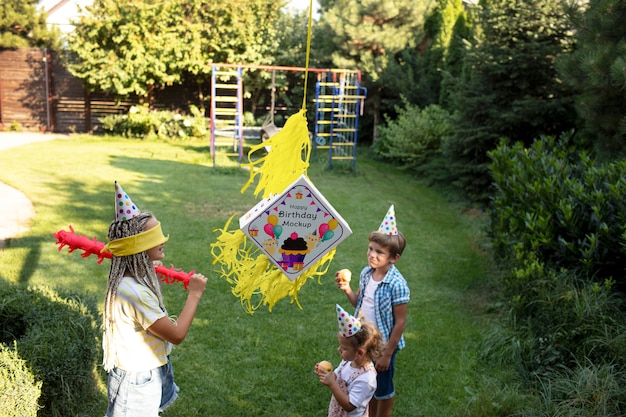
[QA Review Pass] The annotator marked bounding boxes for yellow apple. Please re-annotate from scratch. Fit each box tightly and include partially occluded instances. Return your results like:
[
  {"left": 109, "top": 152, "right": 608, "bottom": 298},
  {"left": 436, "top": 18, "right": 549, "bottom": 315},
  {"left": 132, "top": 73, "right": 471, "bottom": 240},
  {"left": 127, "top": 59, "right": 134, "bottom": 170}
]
[
  {"left": 337, "top": 269, "right": 351, "bottom": 283},
  {"left": 315, "top": 360, "right": 333, "bottom": 375}
]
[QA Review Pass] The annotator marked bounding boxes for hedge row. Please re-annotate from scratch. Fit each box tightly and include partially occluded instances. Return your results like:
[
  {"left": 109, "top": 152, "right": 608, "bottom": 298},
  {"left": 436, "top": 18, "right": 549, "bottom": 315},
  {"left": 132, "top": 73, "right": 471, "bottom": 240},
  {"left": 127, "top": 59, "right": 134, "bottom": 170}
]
[{"left": 0, "top": 284, "right": 101, "bottom": 417}]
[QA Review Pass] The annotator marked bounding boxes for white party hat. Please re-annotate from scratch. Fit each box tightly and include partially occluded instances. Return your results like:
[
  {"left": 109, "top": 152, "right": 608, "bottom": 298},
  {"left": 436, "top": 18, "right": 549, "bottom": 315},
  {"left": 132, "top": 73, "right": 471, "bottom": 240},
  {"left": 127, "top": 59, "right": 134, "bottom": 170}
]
[
  {"left": 377, "top": 204, "right": 398, "bottom": 235},
  {"left": 336, "top": 304, "right": 361, "bottom": 337},
  {"left": 114, "top": 181, "right": 141, "bottom": 222}
]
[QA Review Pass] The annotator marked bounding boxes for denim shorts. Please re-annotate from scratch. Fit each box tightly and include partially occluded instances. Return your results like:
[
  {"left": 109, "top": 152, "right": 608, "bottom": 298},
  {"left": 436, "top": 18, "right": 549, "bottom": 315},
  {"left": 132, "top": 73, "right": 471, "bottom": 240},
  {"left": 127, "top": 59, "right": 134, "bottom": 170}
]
[
  {"left": 106, "top": 358, "right": 179, "bottom": 417},
  {"left": 374, "top": 351, "right": 397, "bottom": 400}
]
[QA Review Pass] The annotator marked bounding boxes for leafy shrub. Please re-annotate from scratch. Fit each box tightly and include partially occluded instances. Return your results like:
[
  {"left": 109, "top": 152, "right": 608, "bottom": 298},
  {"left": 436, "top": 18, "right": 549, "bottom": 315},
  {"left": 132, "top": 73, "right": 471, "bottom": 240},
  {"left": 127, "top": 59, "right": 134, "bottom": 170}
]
[
  {"left": 485, "top": 133, "right": 626, "bottom": 409},
  {"left": 489, "top": 133, "right": 626, "bottom": 289},
  {"left": 373, "top": 102, "right": 453, "bottom": 175},
  {"left": 0, "top": 342, "right": 42, "bottom": 417},
  {"left": 0, "top": 284, "right": 101, "bottom": 417},
  {"left": 243, "top": 111, "right": 256, "bottom": 126},
  {"left": 100, "top": 104, "right": 209, "bottom": 140}
]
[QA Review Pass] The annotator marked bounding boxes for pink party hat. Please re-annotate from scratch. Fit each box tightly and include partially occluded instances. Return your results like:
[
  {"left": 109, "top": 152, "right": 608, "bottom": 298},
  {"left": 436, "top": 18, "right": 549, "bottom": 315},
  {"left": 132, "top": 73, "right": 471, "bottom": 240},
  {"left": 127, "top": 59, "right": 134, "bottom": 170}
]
[
  {"left": 336, "top": 304, "right": 361, "bottom": 337},
  {"left": 114, "top": 181, "right": 141, "bottom": 221},
  {"left": 377, "top": 204, "right": 398, "bottom": 235}
]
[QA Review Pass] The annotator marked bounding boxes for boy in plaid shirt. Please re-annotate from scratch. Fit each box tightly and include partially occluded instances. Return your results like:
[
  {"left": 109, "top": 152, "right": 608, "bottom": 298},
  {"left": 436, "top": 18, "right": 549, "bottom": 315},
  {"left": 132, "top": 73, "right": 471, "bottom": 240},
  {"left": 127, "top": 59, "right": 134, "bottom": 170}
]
[{"left": 336, "top": 205, "right": 410, "bottom": 417}]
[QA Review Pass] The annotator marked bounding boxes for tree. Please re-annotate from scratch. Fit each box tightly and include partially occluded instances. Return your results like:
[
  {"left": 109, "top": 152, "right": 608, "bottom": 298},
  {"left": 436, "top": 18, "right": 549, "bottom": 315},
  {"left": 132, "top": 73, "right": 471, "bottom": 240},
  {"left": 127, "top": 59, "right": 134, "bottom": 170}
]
[
  {"left": 414, "top": 0, "right": 467, "bottom": 107},
  {"left": 316, "top": 0, "right": 434, "bottom": 140},
  {"left": 444, "top": 0, "right": 576, "bottom": 203},
  {"left": 439, "top": 4, "right": 475, "bottom": 108},
  {"left": 64, "top": 0, "right": 201, "bottom": 99},
  {"left": 64, "top": 0, "right": 284, "bottom": 101},
  {"left": 557, "top": 0, "right": 626, "bottom": 158},
  {"left": 244, "top": 9, "right": 311, "bottom": 117},
  {"left": 0, "top": 0, "right": 59, "bottom": 49}
]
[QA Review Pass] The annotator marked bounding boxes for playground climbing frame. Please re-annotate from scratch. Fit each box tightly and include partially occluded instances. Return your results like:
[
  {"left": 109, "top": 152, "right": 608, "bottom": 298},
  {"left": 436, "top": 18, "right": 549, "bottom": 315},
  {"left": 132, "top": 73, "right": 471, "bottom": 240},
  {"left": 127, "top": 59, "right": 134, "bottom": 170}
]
[{"left": 208, "top": 64, "right": 366, "bottom": 169}]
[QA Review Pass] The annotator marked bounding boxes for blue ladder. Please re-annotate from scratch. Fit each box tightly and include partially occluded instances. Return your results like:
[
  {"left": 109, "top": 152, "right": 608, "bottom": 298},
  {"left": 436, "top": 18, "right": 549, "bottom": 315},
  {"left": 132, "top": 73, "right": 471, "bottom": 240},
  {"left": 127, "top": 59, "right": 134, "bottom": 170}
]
[{"left": 313, "top": 71, "right": 366, "bottom": 170}]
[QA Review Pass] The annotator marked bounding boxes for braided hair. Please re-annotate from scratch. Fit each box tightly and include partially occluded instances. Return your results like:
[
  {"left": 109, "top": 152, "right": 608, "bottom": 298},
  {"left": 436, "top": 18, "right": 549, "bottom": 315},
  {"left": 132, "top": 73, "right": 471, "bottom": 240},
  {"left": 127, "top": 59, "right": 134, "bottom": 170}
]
[{"left": 102, "top": 211, "right": 165, "bottom": 371}]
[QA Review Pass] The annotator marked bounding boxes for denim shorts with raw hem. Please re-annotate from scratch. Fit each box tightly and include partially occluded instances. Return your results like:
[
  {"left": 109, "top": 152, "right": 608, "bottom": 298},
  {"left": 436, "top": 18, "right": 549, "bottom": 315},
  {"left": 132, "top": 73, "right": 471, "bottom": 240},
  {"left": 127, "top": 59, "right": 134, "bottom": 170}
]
[
  {"left": 374, "top": 350, "right": 397, "bottom": 400},
  {"left": 106, "top": 357, "right": 179, "bottom": 417}
]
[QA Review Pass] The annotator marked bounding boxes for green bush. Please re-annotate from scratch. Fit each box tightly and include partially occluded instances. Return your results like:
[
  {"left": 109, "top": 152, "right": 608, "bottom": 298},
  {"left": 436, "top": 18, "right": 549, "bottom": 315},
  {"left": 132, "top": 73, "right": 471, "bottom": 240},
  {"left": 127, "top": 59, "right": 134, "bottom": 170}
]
[
  {"left": 0, "top": 284, "right": 101, "bottom": 417},
  {"left": 482, "top": 265, "right": 626, "bottom": 377},
  {"left": 489, "top": 133, "right": 626, "bottom": 288},
  {"left": 100, "top": 104, "right": 209, "bottom": 140},
  {"left": 373, "top": 102, "right": 453, "bottom": 175},
  {"left": 485, "top": 133, "right": 626, "bottom": 408},
  {"left": 0, "top": 342, "right": 42, "bottom": 417}
]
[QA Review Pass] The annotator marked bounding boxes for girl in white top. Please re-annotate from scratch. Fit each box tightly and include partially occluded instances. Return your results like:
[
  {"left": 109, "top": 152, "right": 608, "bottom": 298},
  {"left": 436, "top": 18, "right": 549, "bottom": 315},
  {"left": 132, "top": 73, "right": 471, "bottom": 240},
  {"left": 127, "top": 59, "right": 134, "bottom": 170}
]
[{"left": 316, "top": 305, "right": 385, "bottom": 417}]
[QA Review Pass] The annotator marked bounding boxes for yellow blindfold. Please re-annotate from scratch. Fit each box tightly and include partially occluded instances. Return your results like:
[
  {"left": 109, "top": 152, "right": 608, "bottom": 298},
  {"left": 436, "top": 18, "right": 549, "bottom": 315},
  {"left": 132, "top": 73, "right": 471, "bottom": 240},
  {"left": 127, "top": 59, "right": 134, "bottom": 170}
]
[{"left": 102, "top": 221, "right": 169, "bottom": 257}]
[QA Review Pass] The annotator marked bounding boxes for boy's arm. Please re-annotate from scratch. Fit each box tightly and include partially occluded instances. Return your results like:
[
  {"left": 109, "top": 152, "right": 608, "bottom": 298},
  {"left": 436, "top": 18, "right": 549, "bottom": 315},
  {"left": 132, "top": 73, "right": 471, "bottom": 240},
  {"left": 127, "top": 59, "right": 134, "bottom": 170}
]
[
  {"left": 336, "top": 276, "right": 359, "bottom": 307},
  {"left": 376, "top": 302, "right": 407, "bottom": 372}
]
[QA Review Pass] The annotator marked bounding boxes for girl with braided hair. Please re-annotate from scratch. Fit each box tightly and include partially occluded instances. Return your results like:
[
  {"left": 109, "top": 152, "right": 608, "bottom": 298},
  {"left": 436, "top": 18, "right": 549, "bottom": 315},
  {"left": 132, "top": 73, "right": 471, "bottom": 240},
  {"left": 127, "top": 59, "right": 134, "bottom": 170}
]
[{"left": 102, "top": 182, "right": 207, "bottom": 417}]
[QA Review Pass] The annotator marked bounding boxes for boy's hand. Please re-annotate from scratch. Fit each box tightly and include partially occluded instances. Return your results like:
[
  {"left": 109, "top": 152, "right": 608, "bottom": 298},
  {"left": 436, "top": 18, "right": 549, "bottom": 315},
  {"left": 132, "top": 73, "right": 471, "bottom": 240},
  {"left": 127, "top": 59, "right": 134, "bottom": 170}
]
[
  {"left": 335, "top": 269, "right": 352, "bottom": 291},
  {"left": 375, "top": 354, "right": 391, "bottom": 372}
]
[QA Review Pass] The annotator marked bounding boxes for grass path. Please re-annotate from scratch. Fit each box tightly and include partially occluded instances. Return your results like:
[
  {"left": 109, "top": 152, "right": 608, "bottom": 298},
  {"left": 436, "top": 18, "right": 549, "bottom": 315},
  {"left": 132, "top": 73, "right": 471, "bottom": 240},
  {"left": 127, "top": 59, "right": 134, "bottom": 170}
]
[{"left": 0, "top": 136, "right": 497, "bottom": 416}]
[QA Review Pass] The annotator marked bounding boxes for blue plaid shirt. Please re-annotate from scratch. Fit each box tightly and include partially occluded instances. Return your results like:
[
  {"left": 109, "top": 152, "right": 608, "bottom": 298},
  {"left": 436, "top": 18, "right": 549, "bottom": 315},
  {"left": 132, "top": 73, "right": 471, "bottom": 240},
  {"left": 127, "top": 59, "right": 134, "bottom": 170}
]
[{"left": 355, "top": 264, "right": 410, "bottom": 351}]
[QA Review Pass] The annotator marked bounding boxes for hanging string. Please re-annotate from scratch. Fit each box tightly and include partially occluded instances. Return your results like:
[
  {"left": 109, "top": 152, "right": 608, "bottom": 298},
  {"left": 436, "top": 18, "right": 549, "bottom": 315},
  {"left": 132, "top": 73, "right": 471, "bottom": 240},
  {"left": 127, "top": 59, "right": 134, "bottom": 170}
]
[
  {"left": 210, "top": 1, "right": 336, "bottom": 314},
  {"left": 301, "top": 0, "right": 314, "bottom": 111}
]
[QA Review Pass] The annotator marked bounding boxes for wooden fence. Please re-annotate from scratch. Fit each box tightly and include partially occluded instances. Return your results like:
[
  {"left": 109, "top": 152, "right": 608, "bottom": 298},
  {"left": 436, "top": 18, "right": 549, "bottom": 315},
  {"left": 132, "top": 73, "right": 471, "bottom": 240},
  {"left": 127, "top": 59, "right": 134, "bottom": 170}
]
[{"left": 0, "top": 48, "right": 203, "bottom": 133}]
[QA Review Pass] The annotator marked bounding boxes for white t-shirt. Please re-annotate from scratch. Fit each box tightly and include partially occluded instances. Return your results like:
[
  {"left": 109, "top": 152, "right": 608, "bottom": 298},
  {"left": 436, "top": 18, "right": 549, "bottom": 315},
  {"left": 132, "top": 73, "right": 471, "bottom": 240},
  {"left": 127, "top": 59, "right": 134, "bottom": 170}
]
[
  {"left": 111, "top": 277, "right": 172, "bottom": 371},
  {"left": 336, "top": 361, "right": 377, "bottom": 417},
  {"left": 359, "top": 278, "right": 380, "bottom": 323}
]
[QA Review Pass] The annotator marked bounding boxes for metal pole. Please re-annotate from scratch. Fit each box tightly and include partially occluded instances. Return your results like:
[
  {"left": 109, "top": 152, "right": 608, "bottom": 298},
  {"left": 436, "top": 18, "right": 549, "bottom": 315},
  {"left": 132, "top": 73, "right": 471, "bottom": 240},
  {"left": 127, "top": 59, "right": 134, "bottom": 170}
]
[{"left": 44, "top": 48, "right": 51, "bottom": 132}]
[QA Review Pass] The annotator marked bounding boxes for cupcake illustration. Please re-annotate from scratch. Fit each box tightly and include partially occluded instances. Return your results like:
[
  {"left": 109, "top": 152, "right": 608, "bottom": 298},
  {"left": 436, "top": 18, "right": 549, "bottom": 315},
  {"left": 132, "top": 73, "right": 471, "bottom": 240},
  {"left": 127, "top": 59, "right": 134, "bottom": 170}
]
[{"left": 279, "top": 232, "right": 310, "bottom": 269}]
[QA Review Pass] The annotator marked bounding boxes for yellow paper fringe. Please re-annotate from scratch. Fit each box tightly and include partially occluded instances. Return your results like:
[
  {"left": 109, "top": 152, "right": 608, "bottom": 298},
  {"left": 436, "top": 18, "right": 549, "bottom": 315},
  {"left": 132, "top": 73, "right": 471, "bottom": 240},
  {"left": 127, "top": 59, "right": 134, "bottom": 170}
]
[
  {"left": 210, "top": 109, "right": 334, "bottom": 313},
  {"left": 241, "top": 109, "right": 311, "bottom": 199},
  {"left": 211, "top": 214, "right": 336, "bottom": 314}
]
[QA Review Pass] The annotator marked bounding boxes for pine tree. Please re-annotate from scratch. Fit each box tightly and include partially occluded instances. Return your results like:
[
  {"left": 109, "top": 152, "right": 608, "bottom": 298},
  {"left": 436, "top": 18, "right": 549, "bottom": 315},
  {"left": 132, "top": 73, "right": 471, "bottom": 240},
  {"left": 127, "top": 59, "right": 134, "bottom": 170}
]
[
  {"left": 445, "top": 0, "right": 576, "bottom": 202},
  {"left": 0, "top": 0, "right": 59, "bottom": 49},
  {"left": 316, "top": 0, "right": 434, "bottom": 139},
  {"left": 557, "top": 0, "right": 626, "bottom": 158},
  {"left": 439, "top": 7, "right": 474, "bottom": 107}
]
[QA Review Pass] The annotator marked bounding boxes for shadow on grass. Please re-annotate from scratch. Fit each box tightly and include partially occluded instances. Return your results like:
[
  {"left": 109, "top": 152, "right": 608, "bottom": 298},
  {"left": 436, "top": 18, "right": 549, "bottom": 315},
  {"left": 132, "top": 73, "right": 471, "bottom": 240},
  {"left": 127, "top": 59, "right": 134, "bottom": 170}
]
[{"left": 0, "top": 235, "right": 42, "bottom": 285}]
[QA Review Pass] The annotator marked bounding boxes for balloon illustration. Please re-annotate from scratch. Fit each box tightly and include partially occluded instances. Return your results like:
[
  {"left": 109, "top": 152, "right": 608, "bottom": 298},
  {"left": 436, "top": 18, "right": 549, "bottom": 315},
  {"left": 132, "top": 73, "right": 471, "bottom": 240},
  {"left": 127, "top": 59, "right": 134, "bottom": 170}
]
[
  {"left": 322, "top": 230, "right": 334, "bottom": 242},
  {"left": 328, "top": 218, "right": 338, "bottom": 230},
  {"left": 267, "top": 215, "right": 278, "bottom": 226},
  {"left": 318, "top": 223, "right": 329, "bottom": 237},
  {"left": 273, "top": 225, "right": 283, "bottom": 239},
  {"left": 264, "top": 223, "right": 275, "bottom": 238}
]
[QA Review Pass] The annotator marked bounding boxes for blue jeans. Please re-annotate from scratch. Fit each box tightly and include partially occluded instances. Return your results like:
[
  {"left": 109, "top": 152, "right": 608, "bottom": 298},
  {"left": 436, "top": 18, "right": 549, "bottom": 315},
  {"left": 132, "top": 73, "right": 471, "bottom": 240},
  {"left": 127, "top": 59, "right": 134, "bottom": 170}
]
[{"left": 106, "top": 358, "right": 179, "bottom": 417}]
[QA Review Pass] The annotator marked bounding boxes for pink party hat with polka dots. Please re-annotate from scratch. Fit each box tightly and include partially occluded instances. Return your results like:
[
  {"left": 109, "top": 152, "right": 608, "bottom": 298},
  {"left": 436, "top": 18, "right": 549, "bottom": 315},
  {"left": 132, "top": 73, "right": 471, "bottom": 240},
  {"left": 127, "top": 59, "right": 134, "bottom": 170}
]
[
  {"left": 336, "top": 304, "right": 361, "bottom": 337},
  {"left": 114, "top": 181, "right": 141, "bottom": 222},
  {"left": 377, "top": 204, "right": 398, "bottom": 235}
]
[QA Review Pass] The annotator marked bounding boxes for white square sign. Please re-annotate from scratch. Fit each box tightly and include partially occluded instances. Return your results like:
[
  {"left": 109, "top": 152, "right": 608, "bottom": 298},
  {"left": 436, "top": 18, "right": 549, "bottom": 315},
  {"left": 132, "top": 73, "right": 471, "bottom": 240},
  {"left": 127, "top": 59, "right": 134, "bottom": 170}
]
[{"left": 239, "top": 175, "right": 352, "bottom": 281}]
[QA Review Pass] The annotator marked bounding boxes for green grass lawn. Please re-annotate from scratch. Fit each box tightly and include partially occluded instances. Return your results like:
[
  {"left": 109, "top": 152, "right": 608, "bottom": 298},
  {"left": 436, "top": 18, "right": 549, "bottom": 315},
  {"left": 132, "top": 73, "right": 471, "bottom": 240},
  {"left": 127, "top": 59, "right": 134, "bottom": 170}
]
[{"left": 0, "top": 134, "right": 502, "bottom": 416}]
